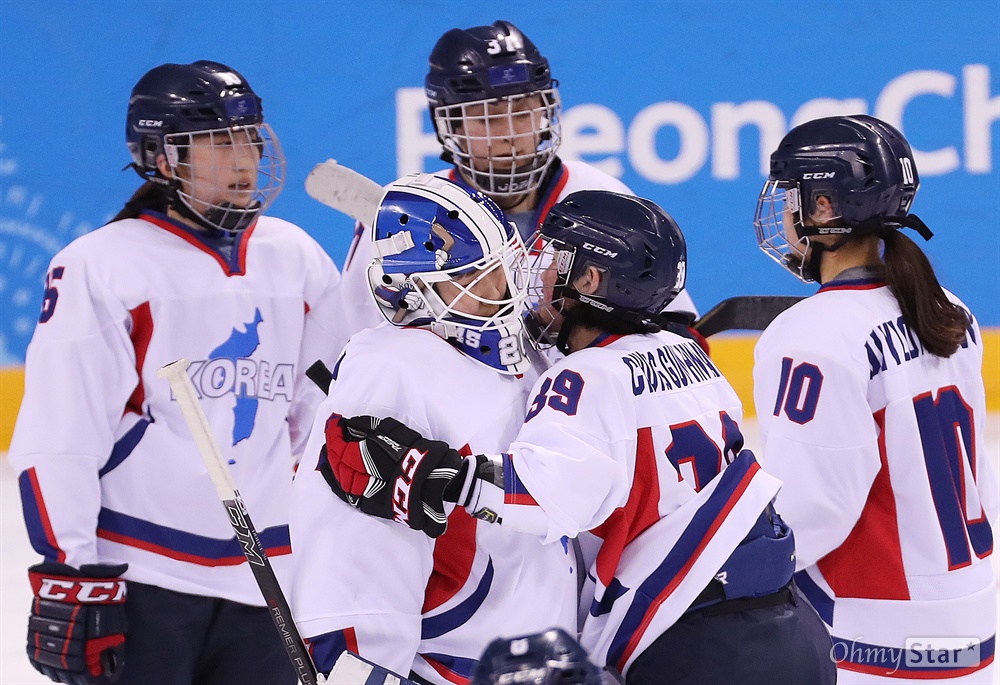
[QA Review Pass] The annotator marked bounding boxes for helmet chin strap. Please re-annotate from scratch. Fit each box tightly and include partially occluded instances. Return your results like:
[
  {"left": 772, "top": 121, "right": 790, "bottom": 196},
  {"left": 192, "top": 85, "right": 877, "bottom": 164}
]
[
  {"left": 555, "top": 306, "right": 580, "bottom": 356},
  {"left": 799, "top": 234, "right": 853, "bottom": 283},
  {"left": 553, "top": 288, "right": 584, "bottom": 355}
]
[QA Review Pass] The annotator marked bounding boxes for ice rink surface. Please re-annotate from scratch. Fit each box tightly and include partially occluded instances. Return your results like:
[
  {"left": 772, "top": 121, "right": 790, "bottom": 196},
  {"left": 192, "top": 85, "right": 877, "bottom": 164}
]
[{"left": 1, "top": 417, "right": 998, "bottom": 684}]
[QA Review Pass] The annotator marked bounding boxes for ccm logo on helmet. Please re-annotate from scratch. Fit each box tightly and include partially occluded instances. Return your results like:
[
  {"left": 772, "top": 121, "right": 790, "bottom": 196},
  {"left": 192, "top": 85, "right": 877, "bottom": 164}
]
[
  {"left": 582, "top": 242, "right": 618, "bottom": 258},
  {"left": 392, "top": 447, "right": 428, "bottom": 524},
  {"left": 138, "top": 119, "right": 164, "bottom": 127},
  {"left": 35, "top": 578, "right": 127, "bottom": 603},
  {"left": 802, "top": 172, "right": 835, "bottom": 179}
]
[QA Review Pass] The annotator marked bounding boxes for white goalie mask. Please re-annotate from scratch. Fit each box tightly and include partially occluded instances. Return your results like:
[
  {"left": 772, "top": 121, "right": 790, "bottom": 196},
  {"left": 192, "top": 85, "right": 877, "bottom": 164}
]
[{"left": 367, "top": 174, "right": 532, "bottom": 375}]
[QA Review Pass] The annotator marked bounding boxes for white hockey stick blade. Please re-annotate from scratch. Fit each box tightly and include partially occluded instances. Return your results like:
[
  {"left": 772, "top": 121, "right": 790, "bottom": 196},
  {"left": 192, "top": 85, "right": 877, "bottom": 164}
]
[
  {"left": 305, "top": 159, "right": 385, "bottom": 226},
  {"left": 326, "top": 651, "right": 417, "bottom": 685}
]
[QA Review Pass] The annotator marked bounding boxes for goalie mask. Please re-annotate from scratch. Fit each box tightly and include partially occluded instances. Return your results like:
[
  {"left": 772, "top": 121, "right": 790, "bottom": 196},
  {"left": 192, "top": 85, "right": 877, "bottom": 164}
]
[
  {"left": 471, "top": 628, "right": 602, "bottom": 685},
  {"left": 425, "top": 20, "right": 561, "bottom": 201},
  {"left": 368, "top": 174, "right": 532, "bottom": 375},
  {"left": 526, "top": 190, "right": 687, "bottom": 350},
  {"left": 754, "top": 114, "right": 929, "bottom": 282},
  {"left": 126, "top": 60, "right": 285, "bottom": 232}
]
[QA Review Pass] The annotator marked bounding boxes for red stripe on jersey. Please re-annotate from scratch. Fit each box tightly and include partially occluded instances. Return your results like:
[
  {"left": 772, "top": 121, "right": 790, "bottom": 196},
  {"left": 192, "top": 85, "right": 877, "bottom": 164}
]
[
  {"left": 141, "top": 212, "right": 255, "bottom": 276},
  {"left": 617, "top": 459, "right": 761, "bottom": 670},
  {"left": 590, "top": 333, "right": 626, "bottom": 349},
  {"left": 590, "top": 427, "right": 662, "bottom": 587},
  {"left": 96, "top": 530, "right": 291, "bottom": 566},
  {"left": 817, "top": 280, "right": 887, "bottom": 293},
  {"left": 816, "top": 408, "right": 909, "bottom": 600},
  {"left": 343, "top": 222, "right": 366, "bottom": 271},
  {"left": 235, "top": 223, "right": 254, "bottom": 273},
  {"left": 125, "top": 302, "right": 153, "bottom": 416},
  {"left": 533, "top": 168, "right": 570, "bottom": 233},
  {"left": 422, "top": 654, "right": 471, "bottom": 685},
  {"left": 424, "top": 447, "right": 478, "bottom": 613},
  {"left": 343, "top": 626, "right": 359, "bottom": 654},
  {"left": 27, "top": 468, "right": 65, "bottom": 564}
]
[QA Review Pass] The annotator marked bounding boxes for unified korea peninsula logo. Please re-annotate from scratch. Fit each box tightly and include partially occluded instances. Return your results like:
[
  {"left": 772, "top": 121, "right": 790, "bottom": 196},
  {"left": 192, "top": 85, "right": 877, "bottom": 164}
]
[{"left": 184, "top": 308, "right": 295, "bottom": 446}]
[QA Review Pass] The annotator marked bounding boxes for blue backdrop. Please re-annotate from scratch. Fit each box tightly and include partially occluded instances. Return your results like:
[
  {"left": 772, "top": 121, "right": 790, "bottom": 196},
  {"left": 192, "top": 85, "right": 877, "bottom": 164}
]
[{"left": 1, "top": 0, "right": 998, "bottom": 364}]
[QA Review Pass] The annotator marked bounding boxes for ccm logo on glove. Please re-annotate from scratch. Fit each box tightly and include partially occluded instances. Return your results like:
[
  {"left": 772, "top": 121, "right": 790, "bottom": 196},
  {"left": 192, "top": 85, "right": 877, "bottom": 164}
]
[
  {"left": 391, "top": 447, "right": 428, "bottom": 523},
  {"left": 32, "top": 575, "right": 127, "bottom": 603}
]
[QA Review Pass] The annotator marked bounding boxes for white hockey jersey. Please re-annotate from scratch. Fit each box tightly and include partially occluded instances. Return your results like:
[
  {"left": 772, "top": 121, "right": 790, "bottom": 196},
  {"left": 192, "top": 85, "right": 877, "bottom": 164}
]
[
  {"left": 335, "top": 160, "right": 697, "bottom": 337},
  {"left": 9, "top": 211, "right": 347, "bottom": 605},
  {"left": 470, "top": 329, "right": 783, "bottom": 675},
  {"left": 754, "top": 276, "right": 998, "bottom": 683},
  {"left": 289, "top": 325, "right": 578, "bottom": 685}
]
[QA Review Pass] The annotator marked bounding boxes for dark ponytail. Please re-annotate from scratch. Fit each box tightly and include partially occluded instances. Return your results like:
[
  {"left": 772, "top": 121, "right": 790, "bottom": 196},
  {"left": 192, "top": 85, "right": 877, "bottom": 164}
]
[
  {"left": 881, "top": 230, "right": 967, "bottom": 357},
  {"left": 112, "top": 181, "right": 170, "bottom": 222}
]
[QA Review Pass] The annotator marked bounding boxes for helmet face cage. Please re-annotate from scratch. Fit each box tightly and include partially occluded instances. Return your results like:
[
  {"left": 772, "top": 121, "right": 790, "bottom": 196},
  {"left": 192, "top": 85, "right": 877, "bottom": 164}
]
[
  {"left": 163, "top": 123, "right": 285, "bottom": 232},
  {"left": 524, "top": 235, "right": 577, "bottom": 348},
  {"left": 367, "top": 175, "right": 532, "bottom": 374},
  {"left": 754, "top": 179, "right": 816, "bottom": 283},
  {"left": 434, "top": 89, "right": 561, "bottom": 198}
]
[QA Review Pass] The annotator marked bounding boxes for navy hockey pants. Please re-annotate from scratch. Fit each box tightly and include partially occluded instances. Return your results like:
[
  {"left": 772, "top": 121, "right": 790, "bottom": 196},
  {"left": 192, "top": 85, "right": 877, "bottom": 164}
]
[
  {"left": 625, "top": 583, "right": 836, "bottom": 685},
  {"left": 116, "top": 581, "right": 297, "bottom": 685}
]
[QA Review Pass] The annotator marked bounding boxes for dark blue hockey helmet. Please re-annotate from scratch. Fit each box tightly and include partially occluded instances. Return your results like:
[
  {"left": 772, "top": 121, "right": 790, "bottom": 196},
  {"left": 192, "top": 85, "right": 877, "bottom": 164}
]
[
  {"left": 127, "top": 60, "right": 264, "bottom": 174},
  {"left": 425, "top": 21, "right": 561, "bottom": 199},
  {"left": 471, "top": 628, "right": 603, "bottom": 685},
  {"left": 527, "top": 190, "right": 687, "bottom": 343},
  {"left": 125, "top": 60, "right": 285, "bottom": 232},
  {"left": 425, "top": 20, "right": 554, "bottom": 108},
  {"left": 755, "top": 114, "right": 929, "bottom": 281}
]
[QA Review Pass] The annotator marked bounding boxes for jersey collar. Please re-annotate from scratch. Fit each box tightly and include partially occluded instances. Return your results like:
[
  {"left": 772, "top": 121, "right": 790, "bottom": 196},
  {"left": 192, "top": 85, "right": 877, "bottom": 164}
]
[
  {"left": 140, "top": 210, "right": 254, "bottom": 276},
  {"left": 817, "top": 277, "right": 888, "bottom": 293},
  {"left": 587, "top": 332, "right": 627, "bottom": 349}
]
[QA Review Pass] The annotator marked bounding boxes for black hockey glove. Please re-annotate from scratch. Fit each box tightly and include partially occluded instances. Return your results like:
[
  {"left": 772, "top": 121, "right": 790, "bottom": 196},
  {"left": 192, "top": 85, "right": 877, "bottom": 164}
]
[
  {"left": 27, "top": 561, "right": 128, "bottom": 685},
  {"left": 319, "top": 414, "right": 466, "bottom": 538}
]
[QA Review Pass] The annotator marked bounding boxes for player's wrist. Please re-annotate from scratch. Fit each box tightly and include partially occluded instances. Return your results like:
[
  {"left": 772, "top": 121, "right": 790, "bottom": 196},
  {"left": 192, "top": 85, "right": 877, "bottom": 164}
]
[
  {"left": 445, "top": 456, "right": 478, "bottom": 506},
  {"left": 464, "top": 454, "right": 505, "bottom": 523}
]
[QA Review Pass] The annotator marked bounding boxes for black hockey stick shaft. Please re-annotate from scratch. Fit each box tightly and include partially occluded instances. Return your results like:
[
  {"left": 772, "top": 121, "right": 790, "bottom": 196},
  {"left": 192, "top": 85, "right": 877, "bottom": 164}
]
[
  {"left": 693, "top": 295, "right": 805, "bottom": 337},
  {"left": 158, "top": 359, "right": 320, "bottom": 685}
]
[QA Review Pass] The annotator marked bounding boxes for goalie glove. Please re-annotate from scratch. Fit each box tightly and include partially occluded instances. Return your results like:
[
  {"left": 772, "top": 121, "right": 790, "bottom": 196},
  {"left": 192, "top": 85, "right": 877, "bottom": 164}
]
[
  {"left": 319, "top": 414, "right": 467, "bottom": 538},
  {"left": 27, "top": 561, "right": 128, "bottom": 685}
]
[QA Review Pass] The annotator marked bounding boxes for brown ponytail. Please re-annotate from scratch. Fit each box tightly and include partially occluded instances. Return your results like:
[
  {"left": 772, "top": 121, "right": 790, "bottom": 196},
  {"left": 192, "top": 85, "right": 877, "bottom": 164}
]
[
  {"left": 111, "top": 181, "right": 170, "bottom": 222},
  {"left": 881, "top": 230, "right": 968, "bottom": 357}
]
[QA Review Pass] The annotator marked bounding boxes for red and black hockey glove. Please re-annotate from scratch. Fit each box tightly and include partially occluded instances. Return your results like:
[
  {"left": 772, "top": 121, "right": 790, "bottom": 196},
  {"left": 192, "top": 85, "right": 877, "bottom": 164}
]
[
  {"left": 318, "top": 414, "right": 466, "bottom": 538},
  {"left": 27, "top": 562, "right": 128, "bottom": 685}
]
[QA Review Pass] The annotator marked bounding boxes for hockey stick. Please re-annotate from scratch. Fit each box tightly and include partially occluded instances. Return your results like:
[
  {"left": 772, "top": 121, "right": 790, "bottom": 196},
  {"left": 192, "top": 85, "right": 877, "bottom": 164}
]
[
  {"left": 157, "top": 359, "right": 321, "bottom": 685},
  {"left": 693, "top": 295, "right": 804, "bottom": 337},
  {"left": 305, "top": 159, "right": 385, "bottom": 225}
]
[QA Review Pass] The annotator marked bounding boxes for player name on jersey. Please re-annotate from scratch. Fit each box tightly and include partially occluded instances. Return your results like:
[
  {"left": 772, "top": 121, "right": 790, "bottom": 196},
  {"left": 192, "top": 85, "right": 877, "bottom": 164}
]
[
  {"left": 865, "top": 310, "right": 979, "bottom": 379},
  {"left": 622, "top": 339, "right": 721, "bottom": 396}
]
